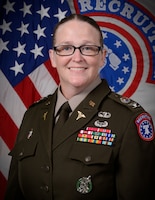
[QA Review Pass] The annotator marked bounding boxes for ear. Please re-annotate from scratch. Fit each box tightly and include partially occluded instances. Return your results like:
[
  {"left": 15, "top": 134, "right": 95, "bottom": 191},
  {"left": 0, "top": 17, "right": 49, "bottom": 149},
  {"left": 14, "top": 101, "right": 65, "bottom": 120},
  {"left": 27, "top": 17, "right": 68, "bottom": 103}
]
[
  {"left": 49, "top": 49, "right": 56, "bottom": 68},
  {"left": 99, "top": 49, "right": 107, "bottom": 68}
]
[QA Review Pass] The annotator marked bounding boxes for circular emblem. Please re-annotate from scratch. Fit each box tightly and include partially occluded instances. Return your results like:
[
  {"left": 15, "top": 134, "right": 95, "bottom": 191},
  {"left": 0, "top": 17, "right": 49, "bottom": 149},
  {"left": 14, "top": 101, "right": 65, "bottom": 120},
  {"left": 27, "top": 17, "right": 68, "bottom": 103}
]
[
  {"left": 135, "top": 113, "right": 154, "bottom": 141},
  {"left": 76, "top": 175, "right": 92, "bottom": 194}
]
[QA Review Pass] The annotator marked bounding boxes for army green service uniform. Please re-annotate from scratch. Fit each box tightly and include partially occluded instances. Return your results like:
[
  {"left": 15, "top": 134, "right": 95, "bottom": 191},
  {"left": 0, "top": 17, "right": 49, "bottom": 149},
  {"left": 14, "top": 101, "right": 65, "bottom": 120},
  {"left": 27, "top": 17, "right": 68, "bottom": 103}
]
[{"left": 5, "top": 79, "right": 155, "bottom": 200}]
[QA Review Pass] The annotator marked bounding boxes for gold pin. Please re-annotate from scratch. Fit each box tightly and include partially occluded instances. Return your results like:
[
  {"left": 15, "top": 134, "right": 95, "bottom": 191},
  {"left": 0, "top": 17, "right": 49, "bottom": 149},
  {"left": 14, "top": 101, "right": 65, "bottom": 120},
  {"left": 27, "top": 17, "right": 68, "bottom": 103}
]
[
  {"left": 45, "top": 101, "right": 51, "bottom": 106},
  {"left": 43, "top": 111, "right": 48, "bottom": 120},
  {"left": 76, "top": 111, "right": 86, "bottom": 121},
  {"left": 89, "top": 100, "right": 95, "bottom": 107}
]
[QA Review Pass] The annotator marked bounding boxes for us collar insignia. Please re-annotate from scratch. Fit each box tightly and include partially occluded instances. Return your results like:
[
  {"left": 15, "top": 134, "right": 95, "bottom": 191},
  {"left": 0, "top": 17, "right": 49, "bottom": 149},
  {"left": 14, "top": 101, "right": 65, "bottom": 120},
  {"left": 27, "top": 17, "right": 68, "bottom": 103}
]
[
  {"left": 76, "top": 111, "right": 86, "bottom": 121},
  {"left": 76, "top": 175, "right": 92, "bottom": 194}
]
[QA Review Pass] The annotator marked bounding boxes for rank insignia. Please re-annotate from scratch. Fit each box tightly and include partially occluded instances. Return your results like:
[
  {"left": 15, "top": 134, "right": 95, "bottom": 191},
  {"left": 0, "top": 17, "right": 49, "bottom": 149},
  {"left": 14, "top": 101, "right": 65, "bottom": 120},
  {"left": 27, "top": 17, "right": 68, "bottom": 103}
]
[
  {"left": 135, "top": 113, "right": 154, "bottom": 141},
  {"left": 76, "top": 175, "right": 92, "bottom": 194},
  {"left": 77, "top": 127, "right": 116, "bottom": 146}
]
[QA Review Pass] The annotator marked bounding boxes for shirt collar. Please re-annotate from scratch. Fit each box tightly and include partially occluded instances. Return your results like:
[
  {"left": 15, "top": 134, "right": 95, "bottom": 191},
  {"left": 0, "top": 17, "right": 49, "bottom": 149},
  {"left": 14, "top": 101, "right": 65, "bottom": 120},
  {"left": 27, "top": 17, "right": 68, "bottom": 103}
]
[{"left": 54, "top": 76, "right": 101, "bottom": 116}]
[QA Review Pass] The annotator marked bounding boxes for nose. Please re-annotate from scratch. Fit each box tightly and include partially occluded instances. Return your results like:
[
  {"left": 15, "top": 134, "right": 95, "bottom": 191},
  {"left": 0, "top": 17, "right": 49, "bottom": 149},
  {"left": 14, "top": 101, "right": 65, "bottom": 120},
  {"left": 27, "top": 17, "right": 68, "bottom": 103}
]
[{"left": 72, "top": 48, "right": 83, "bottom": 62}]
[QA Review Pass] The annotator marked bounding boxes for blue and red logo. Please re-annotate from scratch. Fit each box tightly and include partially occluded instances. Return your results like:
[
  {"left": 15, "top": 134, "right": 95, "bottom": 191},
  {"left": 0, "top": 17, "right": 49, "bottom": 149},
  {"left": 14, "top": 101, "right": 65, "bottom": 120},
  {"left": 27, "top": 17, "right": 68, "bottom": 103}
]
[{"left": 74, "top": 0, "right": 155, "bottom": 97}]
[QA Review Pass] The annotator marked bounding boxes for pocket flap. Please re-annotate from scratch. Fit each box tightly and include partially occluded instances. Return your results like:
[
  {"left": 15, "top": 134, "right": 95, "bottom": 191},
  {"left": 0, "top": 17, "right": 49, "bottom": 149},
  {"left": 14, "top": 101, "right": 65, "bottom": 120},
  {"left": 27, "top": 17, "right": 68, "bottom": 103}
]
[
  {"left": 9, "top": 139, "right": 38, "bottom": 161},
  {"left": 69, "top": 142, "right": 112, "bottom": 165}
]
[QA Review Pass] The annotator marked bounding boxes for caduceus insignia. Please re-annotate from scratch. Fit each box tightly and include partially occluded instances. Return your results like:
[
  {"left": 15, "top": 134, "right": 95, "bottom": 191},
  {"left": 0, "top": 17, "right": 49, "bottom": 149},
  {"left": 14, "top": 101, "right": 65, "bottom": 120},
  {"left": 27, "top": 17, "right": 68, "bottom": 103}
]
[{"left": 76, "top": 111, "right": 86, "bottom": 121}]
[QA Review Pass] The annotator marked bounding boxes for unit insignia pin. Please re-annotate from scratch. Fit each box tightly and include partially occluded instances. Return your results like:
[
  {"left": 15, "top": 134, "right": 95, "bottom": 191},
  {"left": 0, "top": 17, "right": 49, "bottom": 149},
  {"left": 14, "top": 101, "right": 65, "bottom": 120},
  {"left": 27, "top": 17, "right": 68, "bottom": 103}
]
[
  {"left": 43, "top": 111, "right": 48, "bottom": 120},
  {"left": 76, "top": 111, "right": 86, "bottom": 121},
  {"left": 27, "top": 129, "right": 33, "bottom": 139},
  {"left": 76, "top": 175, "right": 92, "bottom": 194}
]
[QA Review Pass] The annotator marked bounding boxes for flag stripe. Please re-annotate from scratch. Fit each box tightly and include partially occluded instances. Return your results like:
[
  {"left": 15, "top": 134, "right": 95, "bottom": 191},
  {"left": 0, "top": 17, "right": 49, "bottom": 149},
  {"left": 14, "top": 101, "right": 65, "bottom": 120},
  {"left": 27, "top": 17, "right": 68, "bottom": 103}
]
[
  {"left": 29, "top": 63, "right": 58, "bottom": 97},
  {"left": 14, "top": 75, "right": 41, "bottom": 108},
  {"left": 44, "top": 59, "right": 60, "bottom": 85},
  {"left": 0, "top": 137, "right": 11, "bottom": 179},
  {"left": 0, "top": 171, "right": 7, "bottom": 200},
  {"left": 0, "top": 105, "right": 18, "bottom": 150},
  {"left": 0, "top": 70, "right": 27, "bottom": 128}
]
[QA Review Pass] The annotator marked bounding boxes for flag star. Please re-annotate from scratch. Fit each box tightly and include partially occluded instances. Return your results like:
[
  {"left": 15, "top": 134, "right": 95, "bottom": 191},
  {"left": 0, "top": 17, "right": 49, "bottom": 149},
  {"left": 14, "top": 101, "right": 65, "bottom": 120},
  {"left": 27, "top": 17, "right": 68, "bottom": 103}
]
[
  {"left": 114, "top": 40, "right": 122, "bottom": 48},
  {"left": 3, "top": 0, "right": 15, "bottom": 15},
  {"left": 20, "top": 2, "right": 32, "bottom": 17},
  {"left": 13, "top": 42, "right": 26, "bottom": 57},
  {"left": 54, "top": 8, "right": 67, "bottom": 21},
  {"left": 33, "top": 25, "right": 46, "bottom": 40},
  {"left": 117, "top": 77, "right": 124, "bottom": 85},
  {"left": 10, "top": 61, "right": 24, "bottom": 76},
  {"left": 37, "top": 5, "right": 50, "bottom": 20},
  {"left": 17, "top": 22, "right": 29, "bottom": 36},
  {"left": 122, "top": 66, "right": 129, "bottom": 74},
  {"left": 0, "top": 19, "right": 12, "bottom": 34},
  {"left": 122, "top": 53, "right": 130, "bottom": 61},
  {"left": 30, "top": 44, "right": 44, "bottom": 59},
  {"left": 0, "top": 39, "right": 9, "bottom": 53}
]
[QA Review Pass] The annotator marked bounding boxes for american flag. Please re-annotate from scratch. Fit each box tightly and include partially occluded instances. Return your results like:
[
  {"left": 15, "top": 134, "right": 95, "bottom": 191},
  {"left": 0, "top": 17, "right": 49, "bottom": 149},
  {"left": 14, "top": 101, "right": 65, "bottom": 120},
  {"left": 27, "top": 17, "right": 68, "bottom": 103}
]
[{"left": 0, "top": 0, "right": 71, "bottom": 199}]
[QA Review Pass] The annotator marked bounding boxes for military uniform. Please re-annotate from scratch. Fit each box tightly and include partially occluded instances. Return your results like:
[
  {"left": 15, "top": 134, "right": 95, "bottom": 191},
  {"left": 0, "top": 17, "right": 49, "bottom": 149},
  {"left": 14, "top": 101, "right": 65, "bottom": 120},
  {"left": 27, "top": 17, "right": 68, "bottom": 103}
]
[{"left": 5, "top": 79, "right": 155, "bottom": 200}]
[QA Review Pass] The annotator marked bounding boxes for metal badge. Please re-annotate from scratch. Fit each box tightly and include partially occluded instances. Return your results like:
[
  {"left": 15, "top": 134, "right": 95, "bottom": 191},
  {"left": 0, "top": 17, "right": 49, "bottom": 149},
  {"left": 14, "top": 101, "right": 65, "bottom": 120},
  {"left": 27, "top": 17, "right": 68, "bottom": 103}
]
[
  {"left": 76, "top": 175, "right": 92, "bottom": 194},
  {"left": 76, "top": 111, "right": 86, "bottom": 121}
]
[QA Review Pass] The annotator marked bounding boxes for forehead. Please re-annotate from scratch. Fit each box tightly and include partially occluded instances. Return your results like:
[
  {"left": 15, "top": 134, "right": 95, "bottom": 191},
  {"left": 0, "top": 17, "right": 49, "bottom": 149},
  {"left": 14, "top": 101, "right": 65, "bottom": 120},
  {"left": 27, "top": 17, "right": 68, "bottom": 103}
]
[{"left": 54, "top": 19, "right": 101, "bottom": 44}]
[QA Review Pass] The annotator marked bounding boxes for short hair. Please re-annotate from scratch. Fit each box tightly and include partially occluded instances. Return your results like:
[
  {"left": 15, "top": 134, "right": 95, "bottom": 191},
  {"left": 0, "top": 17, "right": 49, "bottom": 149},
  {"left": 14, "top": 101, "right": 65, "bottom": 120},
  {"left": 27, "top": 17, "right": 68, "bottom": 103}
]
[{"left": 52, "top": 14, "right": 103, "bottom": 47}]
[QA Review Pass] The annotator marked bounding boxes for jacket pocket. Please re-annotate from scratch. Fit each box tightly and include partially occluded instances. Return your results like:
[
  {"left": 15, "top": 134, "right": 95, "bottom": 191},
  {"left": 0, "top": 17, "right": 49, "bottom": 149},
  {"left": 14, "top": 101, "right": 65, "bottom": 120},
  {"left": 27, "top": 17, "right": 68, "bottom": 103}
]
[
  {"left": 69, "top": 142, "right": 112, "bottom": 165},
  {"left": 9, "top": 139, "right": 38, "bottom": 161}
]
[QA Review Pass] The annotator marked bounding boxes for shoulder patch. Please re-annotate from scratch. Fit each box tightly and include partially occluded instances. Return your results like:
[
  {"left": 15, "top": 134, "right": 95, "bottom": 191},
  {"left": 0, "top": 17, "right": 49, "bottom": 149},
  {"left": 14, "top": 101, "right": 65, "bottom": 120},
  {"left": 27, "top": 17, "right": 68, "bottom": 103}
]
[
  {"left": 29, "top": 94, "right": 52, "bottom": 108},
  {"left": 135, "top": 113, "right": 154, "bottom": 141},
  {"left": 108, "top": 92, "right": 142, "bottom": 111}
]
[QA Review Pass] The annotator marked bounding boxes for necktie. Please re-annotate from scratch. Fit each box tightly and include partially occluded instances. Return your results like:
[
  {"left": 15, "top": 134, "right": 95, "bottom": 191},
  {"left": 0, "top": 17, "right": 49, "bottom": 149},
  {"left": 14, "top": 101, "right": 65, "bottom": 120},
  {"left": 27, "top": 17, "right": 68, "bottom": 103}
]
[{"left": 53, "top": 101, "right": 71, "bottom": 135}]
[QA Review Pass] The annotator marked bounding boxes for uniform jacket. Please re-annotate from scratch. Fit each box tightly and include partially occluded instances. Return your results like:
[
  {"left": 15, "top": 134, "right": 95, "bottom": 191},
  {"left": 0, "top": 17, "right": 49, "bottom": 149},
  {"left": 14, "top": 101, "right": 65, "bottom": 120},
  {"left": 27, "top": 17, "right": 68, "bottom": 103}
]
[{"left": 5, "top": 79, "right": 155, "bottom": 200}]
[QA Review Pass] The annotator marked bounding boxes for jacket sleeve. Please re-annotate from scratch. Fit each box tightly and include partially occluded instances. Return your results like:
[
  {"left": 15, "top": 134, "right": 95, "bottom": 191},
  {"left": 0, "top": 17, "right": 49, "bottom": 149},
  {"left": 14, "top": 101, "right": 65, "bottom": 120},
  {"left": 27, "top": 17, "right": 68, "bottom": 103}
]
[{"left": 116, "top": 112, "right": 155, "bottom": 199}]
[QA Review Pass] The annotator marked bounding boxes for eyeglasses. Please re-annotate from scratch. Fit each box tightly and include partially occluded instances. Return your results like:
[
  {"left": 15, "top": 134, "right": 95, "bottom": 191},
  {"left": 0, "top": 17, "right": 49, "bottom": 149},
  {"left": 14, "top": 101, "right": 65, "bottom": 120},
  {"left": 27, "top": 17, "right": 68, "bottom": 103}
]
[{"left": 53, "top": 45, "right": 102, "bottom": 56}]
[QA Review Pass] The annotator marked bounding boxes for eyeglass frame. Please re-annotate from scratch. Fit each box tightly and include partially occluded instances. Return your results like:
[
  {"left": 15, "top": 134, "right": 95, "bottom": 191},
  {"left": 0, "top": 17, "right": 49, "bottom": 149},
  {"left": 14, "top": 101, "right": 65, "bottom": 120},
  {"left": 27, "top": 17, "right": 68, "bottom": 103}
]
[{"left": 53, "top": 45, "right": 103, "bottom": 56}]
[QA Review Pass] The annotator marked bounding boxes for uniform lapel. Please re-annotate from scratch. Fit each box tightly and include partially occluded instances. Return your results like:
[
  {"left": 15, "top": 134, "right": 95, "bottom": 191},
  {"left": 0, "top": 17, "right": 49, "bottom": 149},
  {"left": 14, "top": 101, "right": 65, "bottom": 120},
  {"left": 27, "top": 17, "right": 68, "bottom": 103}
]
[
  {"left": 38, "top": 92, "right": 57, "bottom": 157},
  {"left": 52, "top": 80, "right": 111, "bottom": 150}
]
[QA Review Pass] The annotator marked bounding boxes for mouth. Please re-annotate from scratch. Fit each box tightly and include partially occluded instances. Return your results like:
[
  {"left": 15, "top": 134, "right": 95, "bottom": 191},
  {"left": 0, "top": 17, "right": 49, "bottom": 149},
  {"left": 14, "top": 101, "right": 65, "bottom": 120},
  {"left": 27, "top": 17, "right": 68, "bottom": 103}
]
[{"left": 68, "top": 67, "right": 87, "bottom": 71}]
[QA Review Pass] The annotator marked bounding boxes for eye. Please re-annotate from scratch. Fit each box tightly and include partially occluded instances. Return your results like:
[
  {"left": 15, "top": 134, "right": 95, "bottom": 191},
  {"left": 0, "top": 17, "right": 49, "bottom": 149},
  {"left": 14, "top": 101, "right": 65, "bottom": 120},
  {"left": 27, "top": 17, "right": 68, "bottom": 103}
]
[{"left": 62, "top": 45, "right": 73, "bottom": 51}]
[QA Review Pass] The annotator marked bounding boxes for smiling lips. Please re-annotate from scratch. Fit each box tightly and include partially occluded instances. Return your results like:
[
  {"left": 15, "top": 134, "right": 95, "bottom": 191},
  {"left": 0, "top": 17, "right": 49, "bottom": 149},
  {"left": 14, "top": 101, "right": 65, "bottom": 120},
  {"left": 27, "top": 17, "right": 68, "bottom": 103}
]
[{"left": 68, "top": 67, "right": 87, "bottom": 71}]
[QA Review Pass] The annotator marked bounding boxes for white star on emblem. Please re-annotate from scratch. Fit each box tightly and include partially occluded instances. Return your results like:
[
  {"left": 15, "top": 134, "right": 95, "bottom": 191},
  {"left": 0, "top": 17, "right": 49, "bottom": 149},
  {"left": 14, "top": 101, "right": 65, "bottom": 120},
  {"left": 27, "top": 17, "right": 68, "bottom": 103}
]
[
  {"left": 3, "top": 0, "right": 15, "bottom": 15},
  {"left": 13, "top": 42, "right": 26, "bottom": 57},
  {"left": 10, "top": 61, "right": 24, "bottom": 76},
  {"left": 114, "top": 40, "right": 122, "bottom": 48},
  {"left": 54, "top": 8, "right": 67, "bottom": 21},
  {"left": 117, "top": 77, "right": 124, "bottom": 85},
  {"left": 0, "top": 39, "right": 9, "bottom": 53},
  {"left": 0, "top": 19, "right": 12, "bottom": 34},
  {"left": 30, "top": 44, "right": 44, "bottom": 59},
  {"left": 122, "top": 53, "right": 130, "bottom": 61},
  {"left": 37, "top": 5, "right": 50, "bottom": 20},
  {"left": 122, "top": 66, "right": 129, "bottom": 74},
  {"left": 17, "top": 22, "right": 29, "bottom": 36},
  {"left": 33, "top": 25, "right": 46, "bottom": 40},
  {"left": 102, "top": 32, "right": 108, "bottom": 39},
  {"left": 20, "top": 2, "right": 32, "bottom": 17}
]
